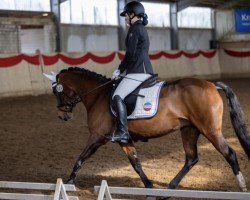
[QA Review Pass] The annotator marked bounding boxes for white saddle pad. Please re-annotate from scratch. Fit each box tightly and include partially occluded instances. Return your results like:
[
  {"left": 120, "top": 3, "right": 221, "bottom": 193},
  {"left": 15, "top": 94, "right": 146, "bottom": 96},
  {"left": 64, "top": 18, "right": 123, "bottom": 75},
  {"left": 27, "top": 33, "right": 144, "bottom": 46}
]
[{"left": 111, "top": 81, "right": 165, "bottom": 119}]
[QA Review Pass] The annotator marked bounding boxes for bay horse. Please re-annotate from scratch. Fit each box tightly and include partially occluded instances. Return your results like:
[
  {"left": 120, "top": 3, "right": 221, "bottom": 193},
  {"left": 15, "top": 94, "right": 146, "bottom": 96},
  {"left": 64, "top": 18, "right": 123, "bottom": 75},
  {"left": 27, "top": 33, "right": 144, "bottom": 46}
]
[{"left": 45, "top": 67, "right": 250, "bottom": 192}]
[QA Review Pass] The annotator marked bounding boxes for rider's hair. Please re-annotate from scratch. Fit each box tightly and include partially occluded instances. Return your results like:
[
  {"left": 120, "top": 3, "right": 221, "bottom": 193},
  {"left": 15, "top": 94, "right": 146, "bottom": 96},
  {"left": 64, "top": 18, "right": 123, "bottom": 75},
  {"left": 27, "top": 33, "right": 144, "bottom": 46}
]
[
  {"left": 141, "top": 13, "right": 148, "bottom": 26},
  {"left": 134, "top": 13, "right": 148, "bottom": 26},
  {"left": 128, "top": 12, "right": 148, "bottom": 26}
]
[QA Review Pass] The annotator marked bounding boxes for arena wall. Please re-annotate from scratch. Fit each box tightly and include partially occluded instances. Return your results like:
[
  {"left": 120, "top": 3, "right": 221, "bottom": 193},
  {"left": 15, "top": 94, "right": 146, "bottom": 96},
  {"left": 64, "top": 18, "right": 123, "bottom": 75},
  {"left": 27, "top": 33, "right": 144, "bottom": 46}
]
[
  {"left": 0, "top": 48, "right": 249, "bottom": 98},
  {"left": 219, "top": 49, "right": 250, "bottom": 78}
]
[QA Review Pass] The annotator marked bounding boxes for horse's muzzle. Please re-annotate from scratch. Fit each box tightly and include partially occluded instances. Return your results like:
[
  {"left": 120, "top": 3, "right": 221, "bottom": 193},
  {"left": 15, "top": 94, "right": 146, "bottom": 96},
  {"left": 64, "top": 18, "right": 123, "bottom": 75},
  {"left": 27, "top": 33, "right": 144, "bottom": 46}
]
[{"left": 58, "top": 110, "right": 73, "bottom": 121}]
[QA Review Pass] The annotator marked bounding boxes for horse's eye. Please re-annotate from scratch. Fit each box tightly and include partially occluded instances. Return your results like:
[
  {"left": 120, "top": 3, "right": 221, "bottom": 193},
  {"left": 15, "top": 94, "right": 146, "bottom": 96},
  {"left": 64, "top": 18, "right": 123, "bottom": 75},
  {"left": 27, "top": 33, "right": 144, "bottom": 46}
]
[{"left": 69, "top": 90, "right": 76, "bottom": 97}]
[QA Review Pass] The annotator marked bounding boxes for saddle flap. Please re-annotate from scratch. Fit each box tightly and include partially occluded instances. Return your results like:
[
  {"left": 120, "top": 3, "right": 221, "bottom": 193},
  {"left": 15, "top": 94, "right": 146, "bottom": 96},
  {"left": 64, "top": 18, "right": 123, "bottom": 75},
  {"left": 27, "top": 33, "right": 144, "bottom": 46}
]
[{"left": 140, "top": 74, "right": 158, "bottom": 88}]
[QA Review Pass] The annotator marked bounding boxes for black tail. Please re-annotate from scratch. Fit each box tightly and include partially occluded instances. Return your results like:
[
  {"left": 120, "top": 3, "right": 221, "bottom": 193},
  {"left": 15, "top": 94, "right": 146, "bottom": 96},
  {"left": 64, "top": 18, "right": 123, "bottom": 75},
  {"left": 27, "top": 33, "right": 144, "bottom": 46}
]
[{"left": 216, "top": 82, "right": 250, "bottom": 159}]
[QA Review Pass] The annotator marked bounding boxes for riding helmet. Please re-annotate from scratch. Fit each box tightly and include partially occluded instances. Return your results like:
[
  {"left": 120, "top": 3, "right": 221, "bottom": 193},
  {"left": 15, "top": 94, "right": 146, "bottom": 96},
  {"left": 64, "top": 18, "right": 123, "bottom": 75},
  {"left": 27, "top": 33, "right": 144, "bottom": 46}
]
[{"left": 120, "top": 1, "right": 145, "bottom": 17}]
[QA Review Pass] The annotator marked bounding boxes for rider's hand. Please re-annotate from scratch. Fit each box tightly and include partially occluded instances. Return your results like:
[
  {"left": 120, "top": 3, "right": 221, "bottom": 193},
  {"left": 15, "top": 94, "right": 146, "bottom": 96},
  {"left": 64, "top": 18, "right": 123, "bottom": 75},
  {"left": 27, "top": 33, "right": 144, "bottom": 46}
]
[{"left": 112, "top": 69, "right": 120, "bottom": 80}]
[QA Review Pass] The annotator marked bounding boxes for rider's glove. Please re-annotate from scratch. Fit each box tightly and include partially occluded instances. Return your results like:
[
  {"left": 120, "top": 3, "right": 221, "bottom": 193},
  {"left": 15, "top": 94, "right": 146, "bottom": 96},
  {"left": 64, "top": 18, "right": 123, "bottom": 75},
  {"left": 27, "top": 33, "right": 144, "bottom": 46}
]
[{"left": 112, "top": 69, "right": 120, "bottom": 80}]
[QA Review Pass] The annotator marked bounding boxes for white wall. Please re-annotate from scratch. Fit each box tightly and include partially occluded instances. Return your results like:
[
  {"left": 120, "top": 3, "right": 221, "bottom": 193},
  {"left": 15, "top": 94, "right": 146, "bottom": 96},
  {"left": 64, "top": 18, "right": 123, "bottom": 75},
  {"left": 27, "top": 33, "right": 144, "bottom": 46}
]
[
  {"left": 20, "top": 28, "right": 46, "bottom": 53},
  {"left": 61, "top": 25, "right": 119, "bottom": 52},
  {"left": 61, "top": 24, "right": 213, "bottom": 51},
  {"left": 147, "top": 27, "right": 171, "bottom": 51},
  {"left": 0, "top": 16, "right": 214, "bottom": 53},
  {"left": 179, "top": 29, "right": 212, "bottom": 50},
  {"left": 0, "top": 17, "right": 56, "bottom": 54}
]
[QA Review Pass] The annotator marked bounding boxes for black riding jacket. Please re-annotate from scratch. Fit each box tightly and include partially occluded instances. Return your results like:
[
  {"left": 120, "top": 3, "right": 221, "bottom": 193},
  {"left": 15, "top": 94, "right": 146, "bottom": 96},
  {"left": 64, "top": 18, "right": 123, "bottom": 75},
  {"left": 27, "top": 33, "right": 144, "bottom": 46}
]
[{"left": 118, "top": 20, "right": 154, "bottom": 75}]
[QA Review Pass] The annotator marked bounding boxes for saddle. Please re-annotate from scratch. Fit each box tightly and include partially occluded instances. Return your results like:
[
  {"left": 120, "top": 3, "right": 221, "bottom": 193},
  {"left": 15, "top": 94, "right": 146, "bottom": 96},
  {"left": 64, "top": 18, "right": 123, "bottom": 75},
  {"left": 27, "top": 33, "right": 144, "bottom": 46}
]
[{"left": 110, "top": 74, "right": 166, "bottom": 119}]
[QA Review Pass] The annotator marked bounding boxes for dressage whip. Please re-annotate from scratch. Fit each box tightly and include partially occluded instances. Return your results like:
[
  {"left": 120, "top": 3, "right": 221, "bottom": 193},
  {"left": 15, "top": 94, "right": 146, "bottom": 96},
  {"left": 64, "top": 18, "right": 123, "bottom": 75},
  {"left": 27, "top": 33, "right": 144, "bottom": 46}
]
[
  {"left": 117, "top": 74, "right": 158, "bottom": 82},
  {"left": 80, "top": 74, "right": 158, "bottom": 97},
  {"left": 80, "top": 79, "right": 115, "bottom": 97}
]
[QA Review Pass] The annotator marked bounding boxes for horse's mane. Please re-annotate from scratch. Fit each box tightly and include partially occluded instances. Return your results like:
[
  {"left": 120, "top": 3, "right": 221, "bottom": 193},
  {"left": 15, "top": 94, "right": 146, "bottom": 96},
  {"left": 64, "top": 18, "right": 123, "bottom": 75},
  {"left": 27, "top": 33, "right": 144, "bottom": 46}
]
[{"left": 59, "top": 67, "right": 111, "bottom": 82}]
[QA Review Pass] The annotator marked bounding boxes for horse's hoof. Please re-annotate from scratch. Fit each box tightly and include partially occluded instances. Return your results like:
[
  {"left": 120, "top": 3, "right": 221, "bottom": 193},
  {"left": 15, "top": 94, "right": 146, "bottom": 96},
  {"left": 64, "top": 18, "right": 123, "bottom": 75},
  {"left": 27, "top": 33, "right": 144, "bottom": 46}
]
[
  {"left": 155, "top": 197, "right": 170, "bottom": 200},
  {"left": 66, "top": 179, "right": 75, "bottom": 185},
  {"left": 146, "top": 182, "right": 153, "bottom": 188},
  {"left": 157, "top": 197, "right": 170, "bottom": 200}
]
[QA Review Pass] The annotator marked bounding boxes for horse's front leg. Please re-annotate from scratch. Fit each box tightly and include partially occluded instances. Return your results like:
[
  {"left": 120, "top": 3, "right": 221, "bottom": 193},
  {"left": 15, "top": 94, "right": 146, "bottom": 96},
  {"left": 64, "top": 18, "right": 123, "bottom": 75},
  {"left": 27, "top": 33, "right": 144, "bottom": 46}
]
[
  {"left": 67, "top": 134, "right": 108, "bottom": 184},
  {"left": 119, "top": 141, "right": 153, "bottom": 188}
]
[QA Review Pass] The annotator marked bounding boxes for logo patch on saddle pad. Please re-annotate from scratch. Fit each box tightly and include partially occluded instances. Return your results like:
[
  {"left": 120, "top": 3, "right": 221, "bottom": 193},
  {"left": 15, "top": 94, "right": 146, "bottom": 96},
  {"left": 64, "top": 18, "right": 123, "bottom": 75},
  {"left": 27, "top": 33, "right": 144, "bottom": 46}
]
[
  {"left": 111, "top": 81, "right": 165, "bottom": 119},
  {"left": 143, "top": 102, "right": 152, "bottom": 111}
]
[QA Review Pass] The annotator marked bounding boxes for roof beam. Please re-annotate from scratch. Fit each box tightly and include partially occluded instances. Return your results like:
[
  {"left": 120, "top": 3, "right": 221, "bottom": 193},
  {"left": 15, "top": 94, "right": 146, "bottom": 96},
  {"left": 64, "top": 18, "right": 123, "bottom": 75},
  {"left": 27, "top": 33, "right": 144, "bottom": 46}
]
[
  {"left": 118, "top": 0, "right": 127, "bottom": 50},
  {"left": 51, "top": 0, "right": 61, "bottom": 52},
  {"left": 216, "top": 0, "right": 244, "bottom": 9},
  {"left": 59, "top": 0, "right": 68, "bottom": 3},
  {"left": 170, "top": 3, "right": 179, "bottom": 49},
  {"left": 177, "top": 0, "right": 203, "bottom": 12}
]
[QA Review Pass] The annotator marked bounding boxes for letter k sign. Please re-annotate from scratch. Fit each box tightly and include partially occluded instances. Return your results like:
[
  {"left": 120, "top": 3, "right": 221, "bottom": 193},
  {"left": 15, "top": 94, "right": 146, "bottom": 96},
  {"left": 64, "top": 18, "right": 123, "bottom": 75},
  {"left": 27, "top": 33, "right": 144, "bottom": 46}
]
[{"left": 242, "top": 14, "right": 250, "bottom": 21}]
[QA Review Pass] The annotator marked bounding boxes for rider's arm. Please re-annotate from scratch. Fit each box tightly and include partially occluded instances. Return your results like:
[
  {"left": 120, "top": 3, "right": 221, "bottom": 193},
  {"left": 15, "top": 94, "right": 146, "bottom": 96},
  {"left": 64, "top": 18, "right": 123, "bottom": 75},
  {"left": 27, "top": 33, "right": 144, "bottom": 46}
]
[{"left": 118, "top": 27, "right": 139, "bottom": 73}]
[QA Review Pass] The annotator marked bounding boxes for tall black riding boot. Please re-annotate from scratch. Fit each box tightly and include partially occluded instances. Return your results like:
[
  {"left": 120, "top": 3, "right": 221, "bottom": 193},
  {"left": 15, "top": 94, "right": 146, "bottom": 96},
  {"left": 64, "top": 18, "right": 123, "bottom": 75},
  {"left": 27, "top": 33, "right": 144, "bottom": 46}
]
[{"left": 106, "top": 95, "right": 130, "bottom": 143}]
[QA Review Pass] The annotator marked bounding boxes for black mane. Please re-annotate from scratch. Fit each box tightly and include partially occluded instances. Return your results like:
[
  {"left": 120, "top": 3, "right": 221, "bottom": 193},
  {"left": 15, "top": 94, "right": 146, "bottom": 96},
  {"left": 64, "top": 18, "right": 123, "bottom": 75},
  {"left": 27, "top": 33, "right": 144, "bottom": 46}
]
[{"left": 59, "top": 67, "right": 111, "bottom": 82}]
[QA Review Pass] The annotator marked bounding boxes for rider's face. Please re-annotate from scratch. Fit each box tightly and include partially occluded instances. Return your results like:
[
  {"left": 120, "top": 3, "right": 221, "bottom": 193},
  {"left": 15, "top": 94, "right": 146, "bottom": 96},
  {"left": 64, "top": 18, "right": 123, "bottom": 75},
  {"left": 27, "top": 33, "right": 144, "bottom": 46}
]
[
  {"left": 125, "top": 13, "right": 130, "bottom": 26},
  {"left": 125, "top": 13, "right": 135, "bottom": 26}
]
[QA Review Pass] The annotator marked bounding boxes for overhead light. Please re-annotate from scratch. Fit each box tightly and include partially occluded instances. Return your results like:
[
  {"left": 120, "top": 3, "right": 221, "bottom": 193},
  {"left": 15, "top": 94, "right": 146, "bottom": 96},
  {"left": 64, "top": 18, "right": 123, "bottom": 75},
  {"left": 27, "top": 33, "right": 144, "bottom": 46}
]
[{"left": 42, "top": 13, "right": 49, "bottom": 17}]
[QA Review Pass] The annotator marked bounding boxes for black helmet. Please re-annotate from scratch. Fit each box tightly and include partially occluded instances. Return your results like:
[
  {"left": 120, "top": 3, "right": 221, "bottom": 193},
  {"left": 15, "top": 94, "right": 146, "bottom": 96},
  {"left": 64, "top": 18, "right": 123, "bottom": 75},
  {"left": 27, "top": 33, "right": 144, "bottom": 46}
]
[{"left": 120, "top": 1, "right": 145, "bottom": 17}]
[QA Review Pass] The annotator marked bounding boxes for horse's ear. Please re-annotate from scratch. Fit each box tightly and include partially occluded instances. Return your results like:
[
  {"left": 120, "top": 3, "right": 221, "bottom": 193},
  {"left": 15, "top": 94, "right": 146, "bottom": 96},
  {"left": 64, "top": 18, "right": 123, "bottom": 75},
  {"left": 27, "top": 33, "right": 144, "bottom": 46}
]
[
  {"left": 51, "top": 71, "right": 57, "bottom": 76},
  {"left": 43, "top": 72, "right": 57, "bottom": 82}
]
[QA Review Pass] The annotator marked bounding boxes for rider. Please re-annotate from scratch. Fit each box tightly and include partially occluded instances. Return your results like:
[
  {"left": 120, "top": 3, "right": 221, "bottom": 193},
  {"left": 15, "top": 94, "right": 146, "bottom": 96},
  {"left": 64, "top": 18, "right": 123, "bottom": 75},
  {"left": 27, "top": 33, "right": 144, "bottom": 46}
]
[{"left": 106, "top": 1, "right": 154, "bottom": 143}]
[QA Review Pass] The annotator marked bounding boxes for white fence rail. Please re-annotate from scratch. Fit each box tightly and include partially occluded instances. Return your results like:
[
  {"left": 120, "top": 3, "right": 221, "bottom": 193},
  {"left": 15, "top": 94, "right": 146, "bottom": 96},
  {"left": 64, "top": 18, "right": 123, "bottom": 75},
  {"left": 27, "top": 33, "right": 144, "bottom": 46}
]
[
  {"left": 0, "top": 178, "right": 79, "bottom": 200},
  {"left": 95, "top": 180, "right": 250, "bottom": 200}
]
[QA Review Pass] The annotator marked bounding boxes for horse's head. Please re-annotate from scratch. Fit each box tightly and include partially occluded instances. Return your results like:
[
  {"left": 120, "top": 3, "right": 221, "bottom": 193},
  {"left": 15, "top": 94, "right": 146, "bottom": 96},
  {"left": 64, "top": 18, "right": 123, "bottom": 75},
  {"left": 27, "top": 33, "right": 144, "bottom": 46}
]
[
  {"left": 44, "top": 67, "right": 112, "bottom": 121},
  {"left": 44, "top": 71, "right": 81, "bottom": 121}
]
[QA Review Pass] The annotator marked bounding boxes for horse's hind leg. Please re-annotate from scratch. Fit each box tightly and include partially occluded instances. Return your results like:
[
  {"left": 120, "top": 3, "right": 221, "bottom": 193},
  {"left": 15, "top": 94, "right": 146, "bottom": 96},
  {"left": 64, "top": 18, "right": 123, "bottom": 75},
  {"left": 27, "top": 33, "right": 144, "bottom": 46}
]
[
  {"left": 168, "top": 126, "right": 200, "bottom": 189},
  {"left": 119, "top": 141, "right": 153, "bottom": 188},
  {"left": 205, "top": 132, "right": 247, "bottom": 192},
  {"left": 67, "top": 134, "right": 107, "bottom": 184}
]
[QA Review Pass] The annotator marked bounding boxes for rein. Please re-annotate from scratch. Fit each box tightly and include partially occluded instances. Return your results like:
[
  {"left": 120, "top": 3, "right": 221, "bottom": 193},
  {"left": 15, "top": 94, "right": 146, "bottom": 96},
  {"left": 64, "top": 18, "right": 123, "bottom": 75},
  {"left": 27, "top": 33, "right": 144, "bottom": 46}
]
[
  {"left": 56, "top": 79, "right": 115, "bottom": 112},
  {"left": 80, "top": 79, "right": 115, "bottom": 98}
]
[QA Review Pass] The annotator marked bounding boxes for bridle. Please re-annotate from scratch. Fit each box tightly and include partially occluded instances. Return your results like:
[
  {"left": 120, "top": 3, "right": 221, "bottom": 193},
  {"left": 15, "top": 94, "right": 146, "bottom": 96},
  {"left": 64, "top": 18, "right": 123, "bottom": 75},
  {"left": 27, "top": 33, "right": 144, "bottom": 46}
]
[
  {"left": 53, "top": 84, "right": 82, "bottom": 112},
  {"left": 53, "top": 79, "right": 114, "bottom": 112}
]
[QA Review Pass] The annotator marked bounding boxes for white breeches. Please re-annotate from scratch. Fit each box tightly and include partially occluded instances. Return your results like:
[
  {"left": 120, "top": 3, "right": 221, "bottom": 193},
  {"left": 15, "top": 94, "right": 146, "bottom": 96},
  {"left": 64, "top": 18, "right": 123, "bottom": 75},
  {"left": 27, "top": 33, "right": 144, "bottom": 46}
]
[{"left": 112, "top": 73, "right": 151, "bottom": 100}]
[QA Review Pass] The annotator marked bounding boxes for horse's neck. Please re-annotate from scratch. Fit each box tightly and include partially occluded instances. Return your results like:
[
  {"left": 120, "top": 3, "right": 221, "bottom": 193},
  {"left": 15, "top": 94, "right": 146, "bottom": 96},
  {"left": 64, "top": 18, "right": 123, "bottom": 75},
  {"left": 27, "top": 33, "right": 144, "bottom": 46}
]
[{"left": 81, "top": 78, "right": 110, "bottom": 112}]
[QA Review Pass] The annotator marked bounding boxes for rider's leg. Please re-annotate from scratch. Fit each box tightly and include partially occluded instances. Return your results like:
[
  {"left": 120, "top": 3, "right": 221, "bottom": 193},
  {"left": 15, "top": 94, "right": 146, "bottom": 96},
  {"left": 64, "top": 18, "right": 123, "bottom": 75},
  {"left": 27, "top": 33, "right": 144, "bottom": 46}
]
[
  {"left": 106, "top": 95, "right": 130, "bottom": 143},
  {"left": 106, "top": 74, "right": 152, "bottom": 143}
]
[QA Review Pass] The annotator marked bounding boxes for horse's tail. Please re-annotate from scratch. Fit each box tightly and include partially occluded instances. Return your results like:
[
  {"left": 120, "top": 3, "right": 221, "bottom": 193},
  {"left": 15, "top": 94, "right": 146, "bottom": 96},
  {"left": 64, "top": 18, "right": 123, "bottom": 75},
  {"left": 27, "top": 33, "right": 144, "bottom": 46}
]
[{"left": 216, "top": 81, "right": 250, "bottom": 159}]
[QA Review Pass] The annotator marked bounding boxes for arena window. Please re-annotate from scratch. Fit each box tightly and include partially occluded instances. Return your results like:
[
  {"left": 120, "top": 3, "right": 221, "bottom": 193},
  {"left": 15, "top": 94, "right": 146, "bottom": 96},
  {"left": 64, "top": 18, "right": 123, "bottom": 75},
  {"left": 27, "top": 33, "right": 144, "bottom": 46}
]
[
  {"left": 0, "top": 0, "right": 50, "bottom": 12},
  {"left": 141, "top": 2, "right": 170, "bottom": 27},
  {"left": 60, "top": 0, "right": 71, "bottom": 24},
  {"left": 178, "top": 7, "right": 213, "bottom": 29},
  {"left": 60, "top": 0, "right": 118, "bottom": 25}
]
